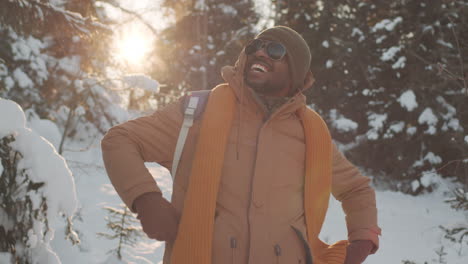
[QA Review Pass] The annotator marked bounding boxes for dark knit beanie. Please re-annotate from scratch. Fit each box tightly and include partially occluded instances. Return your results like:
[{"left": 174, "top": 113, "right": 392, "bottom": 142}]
[{"left": 256, "top": 26, "right": 311, "bottom": 92}]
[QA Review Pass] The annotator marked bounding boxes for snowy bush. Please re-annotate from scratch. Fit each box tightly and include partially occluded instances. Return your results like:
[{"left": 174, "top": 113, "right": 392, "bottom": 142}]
[{"left": 0, "top": 98, "right": 78, "bottom": 263}]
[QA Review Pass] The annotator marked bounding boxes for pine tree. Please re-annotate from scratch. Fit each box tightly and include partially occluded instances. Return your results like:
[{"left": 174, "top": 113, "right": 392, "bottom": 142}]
[
  {"left": 97, "top": 205, "right": 142, "bottom": 261},
  {"left": 0, "top": 0, "right": 127, "bottom": 144},
  {"left": 273, "top": 0, "right": 468, "bottom": 194}
]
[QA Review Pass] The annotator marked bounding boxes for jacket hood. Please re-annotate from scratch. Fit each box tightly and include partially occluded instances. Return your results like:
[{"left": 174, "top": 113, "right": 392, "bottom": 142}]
[{"left": 221, "top": 49, "right": 307, "bottom": 118}]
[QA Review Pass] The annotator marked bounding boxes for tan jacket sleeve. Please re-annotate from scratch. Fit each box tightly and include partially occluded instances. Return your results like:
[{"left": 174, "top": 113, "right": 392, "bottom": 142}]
[
  {"left": 101, "top": 98, "right": 184, "bottom": 212},
  {"left": 331, "top": 142, "right": 382, "bottom": 253}
]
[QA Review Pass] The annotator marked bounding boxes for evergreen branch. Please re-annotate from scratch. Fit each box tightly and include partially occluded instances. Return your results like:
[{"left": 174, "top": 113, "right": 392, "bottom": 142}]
[
  {"left": 65, "top": 216, "right": 80, "bottom": 245},
  {"left": 0, "top": 0, "right": 111, "bottom": 38},
  {"left": 96, "top": 0, "right": 158, "bottom": 36},
  {"left": 408, "top": 50, "right": 465, "bottom": 89},
  {"left": 447, "top": 16, "right": 467, "bottom": 94},
  {"left": 445, "top": 188, "right": 468, "bottom": 211}
]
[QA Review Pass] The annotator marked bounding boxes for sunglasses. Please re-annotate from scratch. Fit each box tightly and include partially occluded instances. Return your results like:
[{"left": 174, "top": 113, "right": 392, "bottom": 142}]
[{"left": 245, "top": 39, "right": 287, "bottom": 61}]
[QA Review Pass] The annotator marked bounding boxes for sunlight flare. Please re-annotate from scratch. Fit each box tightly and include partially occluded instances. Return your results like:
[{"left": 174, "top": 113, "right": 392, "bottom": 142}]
[{"left": 114, "top": 26, "right": 153, "bottom": 68}]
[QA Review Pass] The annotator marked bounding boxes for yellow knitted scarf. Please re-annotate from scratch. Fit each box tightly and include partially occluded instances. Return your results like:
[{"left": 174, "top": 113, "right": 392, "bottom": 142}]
[{"left": 170, "top": 85, "right": 347, "bottom": 264}]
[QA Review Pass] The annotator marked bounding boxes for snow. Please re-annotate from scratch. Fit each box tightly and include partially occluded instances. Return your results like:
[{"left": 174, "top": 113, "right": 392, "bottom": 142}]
[
  {"left": 418, "top": 108, "right": 438, "bottom": 125},
  {"left": 424, "top": 152, "right": 442, "bottom": 165},
  {"left": 418, "top": 108, "right": 438, "bottom": 135},
  {"left": 218, "top": 3, "right": 237, "bottom": 16},
  {"left": 411, "top": 180, "right": 420, "bottom": 192},
  {"left": 351, "top": 28, "right": 365, "bottom": 42},
  {"left": 28, "top": 117, "right": 62, "bottom": 150},
  {"left": 334, "top": 118, "right": 358, "bottom": 132},
  {"left": 325, "top": 59, "right": 334, "bottom": 69},
  {"left": 322, "top": 40, "right": 329, "bottom": 48},
  {"left": 372, "top": 16, "right": 403, "bottom": 32},
  {"left": 0, "top": 98, "right": 26, "bottom": 137},
  {"left": 444, "top": 118, "right": 460, "bottom": 131},
  {"left": 465, "top": 135, "right": 468, "bottom": 144},
  {"left": 392, "top": 56, "right": 406, "bottom": 69},
  {"left": 123, "top": 74, "right": 160, "bottom": 92},
  {"left": 0, "top": 98, "right": 78, "bottom": 263},
  {"left": 406, "top": 126, "right": 417, "bottom": 135},
  {"left": 423, "top": 25, "right": 434, "bottom": 34},
  {"left": 10, "top": 36, "right": 45, "bottom": 65},
  {"left": 330, "top": 109, "right": 358, "bottom": 132},
  {"left": 437, "top": 39, "right": 454, "bottom": 49},
  {"left": 13, "top": 68, "right": 34, "bottom": 88},
  {"left": 436, "top": 96, "right": 461, "bottom": 131},
  {"left": 376, "top": 35, "right": 387, "bottom": 44},
  {"left": 381, "top": 46, "right": 401, "bottom": 61},
  {"left": 2, "top": 114, "right": 72, "bottom": 218},
  {"left": 398, "top": 90, "right": 418, "bottom": 111},
  {"left": 0, "top": 253, "right": 13, "bottom": 263},
  {"left": 389, "top": 121, "right": 404, "bottom": 133},
  {"left": 0, "top": 98, "right": 77, "bottom": 221},
  {"left": 384, "top": 121, "right": 405, "bottom": 138},
  {"left": 58, "top": 56, "right": 81, "bottom": 75},
  {"left": 323, "top": 176, "right": 467, "bottom": 264},
  {"left": 420, "top": 172, "right": 438, "bottom": 188},
  {"left": 367, "top": 113, "right": 387, "bottom": 140}
]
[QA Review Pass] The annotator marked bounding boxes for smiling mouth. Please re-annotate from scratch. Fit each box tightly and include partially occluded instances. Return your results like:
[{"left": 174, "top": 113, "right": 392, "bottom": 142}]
[{"left": 250, "top": 63, "right": 269, "bottom": 73}]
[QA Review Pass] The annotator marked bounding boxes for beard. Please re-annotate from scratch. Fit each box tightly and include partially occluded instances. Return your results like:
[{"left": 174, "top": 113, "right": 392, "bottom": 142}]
[{"left": 244, "top": 74, "right": 284, "bottom": 95}]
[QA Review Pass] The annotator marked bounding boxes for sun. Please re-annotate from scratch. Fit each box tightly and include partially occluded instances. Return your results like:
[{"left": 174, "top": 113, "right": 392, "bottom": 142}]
[{"left": 114, "top": 26, "right": 153, "bottom": 68}]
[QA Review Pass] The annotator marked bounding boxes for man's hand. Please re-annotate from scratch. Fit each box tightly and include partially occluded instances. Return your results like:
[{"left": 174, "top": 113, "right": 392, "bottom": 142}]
[
  {"left": 133, "top": 192, "right": 180, "bottom": 242},
  {"left": 344, "top": 240, "right": 375, "bottom": 264}
]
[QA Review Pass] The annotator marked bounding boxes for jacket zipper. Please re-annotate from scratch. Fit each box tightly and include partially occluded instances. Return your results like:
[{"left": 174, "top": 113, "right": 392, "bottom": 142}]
[
  {"left": 230, "top": 237, "right": 237, "bottom": 264},
  {"left": 245, "top": 90, "right": 297, "bottom": 263}
]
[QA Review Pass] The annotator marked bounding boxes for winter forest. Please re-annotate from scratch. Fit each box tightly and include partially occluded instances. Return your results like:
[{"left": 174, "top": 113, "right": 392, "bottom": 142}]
[{"left": 0, "top": 0, "right": 467, "bottom": 263}]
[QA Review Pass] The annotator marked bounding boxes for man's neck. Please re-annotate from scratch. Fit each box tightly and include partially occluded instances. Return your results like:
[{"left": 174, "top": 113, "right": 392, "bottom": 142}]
[{"left": 250, "top": 88, "right": 291, "bottom": 115}]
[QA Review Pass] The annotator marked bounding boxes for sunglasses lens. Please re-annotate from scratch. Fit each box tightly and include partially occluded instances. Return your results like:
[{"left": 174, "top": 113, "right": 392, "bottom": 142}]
[
  {"left": 266, "top": 42, "right": 286, "bottom": 60},
  {"left": 245, "top": 39, "right": 263, "bottom": 55},
  {"left": 245, "top": 39, "right": 286, "bottom": 60}
]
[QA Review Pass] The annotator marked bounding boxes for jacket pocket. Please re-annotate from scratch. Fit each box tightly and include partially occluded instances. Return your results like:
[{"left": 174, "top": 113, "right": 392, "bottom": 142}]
[
  {"left": 212, "top": 213, "right": 239, "bottom": 264},
  {"left": 291, "top": 225, "right": 313, "bottom": 264},
  {"left": 272, "top": 221, "right": 308, "bottom": 263},
  {"left": 286, "top": 215, "right": 313, "bottom": 264}
]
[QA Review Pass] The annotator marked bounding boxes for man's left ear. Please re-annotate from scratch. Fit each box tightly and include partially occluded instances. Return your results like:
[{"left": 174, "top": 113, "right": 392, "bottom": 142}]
[{"left": 303, "top": 71, "right": 315, "bottom": 91}]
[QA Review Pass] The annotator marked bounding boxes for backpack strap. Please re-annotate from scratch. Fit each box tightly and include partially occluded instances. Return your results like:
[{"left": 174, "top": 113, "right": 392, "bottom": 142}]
[{"left": 171, "top": 90, "right": 211, "bottom": 179}]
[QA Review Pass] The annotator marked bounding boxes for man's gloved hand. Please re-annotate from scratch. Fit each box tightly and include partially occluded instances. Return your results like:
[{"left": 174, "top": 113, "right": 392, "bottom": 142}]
[
  {"left": 344, "top": 240, "right": 375, "bottom": 264},
  {"left": 133, "top": 192, "right": 180, "bottom": 242}
]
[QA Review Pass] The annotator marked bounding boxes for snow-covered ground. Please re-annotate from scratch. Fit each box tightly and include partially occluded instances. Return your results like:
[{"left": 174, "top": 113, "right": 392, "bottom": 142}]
[{"left": 46, "top": 137, "right": 467, "bottom": 264}]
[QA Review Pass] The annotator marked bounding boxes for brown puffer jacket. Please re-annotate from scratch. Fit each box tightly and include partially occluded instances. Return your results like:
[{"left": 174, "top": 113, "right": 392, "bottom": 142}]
[{"left": 101, "top": 51, "right": 381, "bottom": 264}]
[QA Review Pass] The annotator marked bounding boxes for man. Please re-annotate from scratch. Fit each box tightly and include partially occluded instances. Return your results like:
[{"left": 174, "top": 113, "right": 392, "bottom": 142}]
[{"left": 102, "top": 26, "right": 381, "bottom": 264}]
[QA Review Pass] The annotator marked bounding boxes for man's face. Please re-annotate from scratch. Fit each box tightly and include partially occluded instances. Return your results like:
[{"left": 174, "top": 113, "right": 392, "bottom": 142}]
[{"left": 244, "top": 39, "right": 291, "bottom": 97}]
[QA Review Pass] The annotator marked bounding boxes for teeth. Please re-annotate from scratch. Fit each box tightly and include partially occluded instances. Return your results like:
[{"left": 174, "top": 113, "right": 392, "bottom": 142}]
[{"left": 251, "top": 63, "right": 267, "bottom": 72}]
